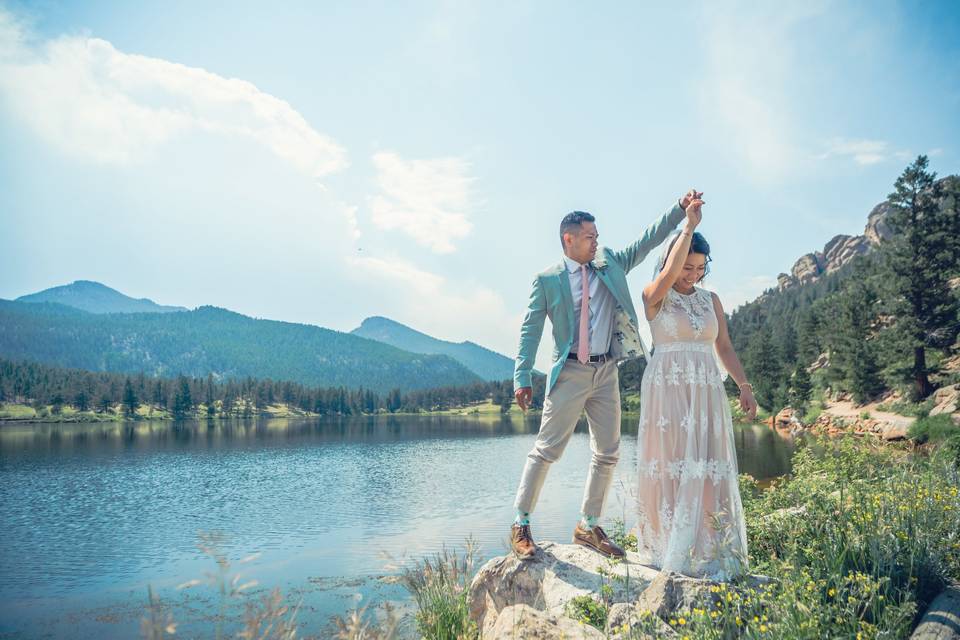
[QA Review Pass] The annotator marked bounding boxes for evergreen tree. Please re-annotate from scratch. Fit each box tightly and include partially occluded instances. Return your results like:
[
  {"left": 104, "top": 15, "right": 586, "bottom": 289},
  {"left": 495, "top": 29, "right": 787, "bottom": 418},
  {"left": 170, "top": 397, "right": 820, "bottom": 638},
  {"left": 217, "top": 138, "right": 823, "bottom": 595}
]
[
  {"left": 122, "top": 378, "right": 139, "bottom": 418},
  {"left": 205, "top": 373, "right": 216, "bottom": 417},
  {"left": 173, "top": 375, "right": 192, "bottom": 419},
  {"left": 97, "top": 392, "right": 112, "bottom": 414},
  {"left": 387, "top": 388, "right": 402, "bottom": 413},
  {"left": 834, "top": 274, "right": 885, "bottom": 403},
  {"left": 787, "top": 362, "right": 812, "bottom": 415},
  {"left": 51, "top": 391, "right": 65, "bottom": 415},
  {"left": 746, "top": 328, "right": 784, "bottom": 413},
  {"left": 883, "top": 156, "right": 960, "bottom": 399},
  {"left": 74, "top": 389, "right": 90, "bottom": 412}
]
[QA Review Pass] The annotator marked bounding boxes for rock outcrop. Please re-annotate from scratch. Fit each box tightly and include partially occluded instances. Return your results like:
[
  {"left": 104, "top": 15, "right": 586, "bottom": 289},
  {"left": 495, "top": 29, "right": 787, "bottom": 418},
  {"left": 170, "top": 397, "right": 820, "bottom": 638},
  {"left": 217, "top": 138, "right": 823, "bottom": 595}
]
[
  {"left": 776, "top": 176, "right": 954, "bottom": 292},
  {"left": 468, "top": 542, "right": 772, "bottom": 639}
]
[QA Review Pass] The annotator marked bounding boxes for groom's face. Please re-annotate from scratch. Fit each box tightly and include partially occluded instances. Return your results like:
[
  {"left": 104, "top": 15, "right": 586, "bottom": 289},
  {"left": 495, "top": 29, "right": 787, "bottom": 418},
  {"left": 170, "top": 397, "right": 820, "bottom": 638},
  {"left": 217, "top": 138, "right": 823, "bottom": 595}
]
[{"left": 565, "top": 221, "right": 598, "bottom": 264}]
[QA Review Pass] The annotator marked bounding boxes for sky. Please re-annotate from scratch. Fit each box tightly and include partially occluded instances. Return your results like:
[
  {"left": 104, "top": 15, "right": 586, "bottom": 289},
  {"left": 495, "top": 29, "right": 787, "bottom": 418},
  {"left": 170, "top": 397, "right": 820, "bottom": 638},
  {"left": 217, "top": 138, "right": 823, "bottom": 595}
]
[{"left": 1, "top": 0, "right": 958, "bottom": 373}]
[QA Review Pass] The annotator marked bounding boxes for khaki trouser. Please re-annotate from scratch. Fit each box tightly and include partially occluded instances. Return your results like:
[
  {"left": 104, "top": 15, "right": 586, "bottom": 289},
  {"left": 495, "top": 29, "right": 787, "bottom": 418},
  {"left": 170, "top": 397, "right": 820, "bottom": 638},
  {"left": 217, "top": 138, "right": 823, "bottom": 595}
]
[{"left": 513, "top": 357, "right": 621, "bottom": 518}]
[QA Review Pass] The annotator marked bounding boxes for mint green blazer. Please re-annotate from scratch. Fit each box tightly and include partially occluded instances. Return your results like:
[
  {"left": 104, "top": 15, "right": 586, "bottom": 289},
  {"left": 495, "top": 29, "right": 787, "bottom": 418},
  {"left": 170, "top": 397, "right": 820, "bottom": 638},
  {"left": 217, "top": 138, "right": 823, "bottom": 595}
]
[{"left": 514, "top": 202, "right": 686, "bottom": 396}]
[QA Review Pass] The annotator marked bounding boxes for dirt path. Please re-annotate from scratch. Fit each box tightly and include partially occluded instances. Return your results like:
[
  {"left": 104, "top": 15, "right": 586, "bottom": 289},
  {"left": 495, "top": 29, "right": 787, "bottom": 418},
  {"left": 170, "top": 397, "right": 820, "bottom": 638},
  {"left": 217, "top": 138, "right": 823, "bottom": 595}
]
[{"left": 823, "top": 399, "right": 916, "bottom": 430}]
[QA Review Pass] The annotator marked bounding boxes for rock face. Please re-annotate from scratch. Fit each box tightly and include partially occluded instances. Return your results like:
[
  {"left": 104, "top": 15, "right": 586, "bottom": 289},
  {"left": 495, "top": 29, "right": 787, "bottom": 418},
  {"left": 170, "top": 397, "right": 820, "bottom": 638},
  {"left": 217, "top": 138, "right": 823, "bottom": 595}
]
[
  {"left": 776, "top": 176, "right": 955, "bottom": 292},
  {"left": 468, "top": 542, "right": 773, "bottom": 639}
]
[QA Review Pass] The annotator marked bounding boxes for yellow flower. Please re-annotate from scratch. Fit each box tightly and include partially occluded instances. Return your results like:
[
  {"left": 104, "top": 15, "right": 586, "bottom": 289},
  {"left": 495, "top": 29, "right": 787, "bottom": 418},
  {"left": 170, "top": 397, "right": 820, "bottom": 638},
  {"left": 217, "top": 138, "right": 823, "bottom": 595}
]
[
  {"left": 736, "top": 616, "right": 743, "bottom": 626},
  {"left": 710, "top": 611, "right": 719, "bottom": 619},
  {"left": 678, "top": 617, "right": 686, "bottom": 625},
  {"left": 760, "top": 624, "right": 768, "bottom": 633}
]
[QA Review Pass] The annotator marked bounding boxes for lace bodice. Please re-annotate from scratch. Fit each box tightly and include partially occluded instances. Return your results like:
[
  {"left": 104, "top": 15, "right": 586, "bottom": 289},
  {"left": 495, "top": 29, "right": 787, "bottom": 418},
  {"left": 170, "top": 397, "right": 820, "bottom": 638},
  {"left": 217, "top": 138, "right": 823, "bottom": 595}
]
[{"left": 649, "top": 286, "right": 717, "bottom": 345}]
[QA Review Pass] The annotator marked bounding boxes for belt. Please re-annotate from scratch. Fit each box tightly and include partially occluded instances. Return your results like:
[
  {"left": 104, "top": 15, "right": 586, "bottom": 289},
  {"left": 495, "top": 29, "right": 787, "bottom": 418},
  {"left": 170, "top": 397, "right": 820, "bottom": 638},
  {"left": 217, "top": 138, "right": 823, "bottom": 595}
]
[{"left": 567, "top": 352, "right": 612, "bottom": 363}]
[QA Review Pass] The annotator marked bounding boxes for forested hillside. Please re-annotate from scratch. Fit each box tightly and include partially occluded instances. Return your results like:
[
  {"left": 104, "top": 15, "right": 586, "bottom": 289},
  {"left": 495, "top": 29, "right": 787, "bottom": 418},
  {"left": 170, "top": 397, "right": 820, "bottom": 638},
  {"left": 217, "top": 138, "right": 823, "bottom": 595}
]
[{"left": 728, "top": 158, "right": 959, "bottom": 415}]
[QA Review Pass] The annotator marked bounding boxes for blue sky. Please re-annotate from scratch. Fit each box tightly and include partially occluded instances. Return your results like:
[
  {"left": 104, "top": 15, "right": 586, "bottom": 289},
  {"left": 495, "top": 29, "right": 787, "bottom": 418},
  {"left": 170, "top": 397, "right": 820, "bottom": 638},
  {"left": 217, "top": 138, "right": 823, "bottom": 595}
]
[{"left": 1, "top": 1, "right": 958, "bottom": 372}]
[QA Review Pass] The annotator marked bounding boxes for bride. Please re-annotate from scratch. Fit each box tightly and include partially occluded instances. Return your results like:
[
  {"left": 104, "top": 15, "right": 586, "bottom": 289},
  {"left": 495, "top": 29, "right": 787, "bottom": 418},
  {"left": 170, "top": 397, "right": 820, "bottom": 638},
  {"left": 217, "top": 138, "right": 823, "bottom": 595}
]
[{"left": 632, "top": 192, "right": 758, "bottom": 581}]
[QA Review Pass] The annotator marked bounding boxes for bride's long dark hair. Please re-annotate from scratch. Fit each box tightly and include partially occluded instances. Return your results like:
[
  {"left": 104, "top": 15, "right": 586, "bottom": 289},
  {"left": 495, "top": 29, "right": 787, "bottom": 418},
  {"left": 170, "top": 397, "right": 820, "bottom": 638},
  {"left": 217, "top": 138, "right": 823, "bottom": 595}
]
[{"left": 653, "top": 231, "right": 713, "bottom": 283}]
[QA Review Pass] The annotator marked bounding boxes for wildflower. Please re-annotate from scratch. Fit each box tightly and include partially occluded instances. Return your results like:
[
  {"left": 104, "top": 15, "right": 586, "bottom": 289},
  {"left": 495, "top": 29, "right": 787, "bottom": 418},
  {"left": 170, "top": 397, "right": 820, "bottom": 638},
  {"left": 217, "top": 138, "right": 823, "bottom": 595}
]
[
  {"left": 678, "top": 617, "right": 686, "bottom": 626},
  {"left": 760, "top": 624, "right": 768, "bottom": 633},
  {"left": 828, "top": 588, "right": 836, "bottom": 597}
]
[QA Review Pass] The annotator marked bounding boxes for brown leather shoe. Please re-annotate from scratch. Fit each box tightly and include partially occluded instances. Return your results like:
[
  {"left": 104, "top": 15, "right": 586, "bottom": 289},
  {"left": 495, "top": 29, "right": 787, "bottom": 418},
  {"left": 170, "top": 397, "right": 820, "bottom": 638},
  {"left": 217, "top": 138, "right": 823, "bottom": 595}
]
[
  {"left": 511, "top": 523, "right": 538, "bottom": 560},
  {"left": 573, "top": 522, "right": 626, "bottom": 559}
]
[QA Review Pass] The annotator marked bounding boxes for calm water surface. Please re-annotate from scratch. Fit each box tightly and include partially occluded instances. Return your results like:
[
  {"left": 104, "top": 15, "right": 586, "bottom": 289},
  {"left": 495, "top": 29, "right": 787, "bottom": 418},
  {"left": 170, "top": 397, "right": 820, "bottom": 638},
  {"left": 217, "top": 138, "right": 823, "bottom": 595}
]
[{"left": 0, "top": 415, "right": 797, "bottom": 638}]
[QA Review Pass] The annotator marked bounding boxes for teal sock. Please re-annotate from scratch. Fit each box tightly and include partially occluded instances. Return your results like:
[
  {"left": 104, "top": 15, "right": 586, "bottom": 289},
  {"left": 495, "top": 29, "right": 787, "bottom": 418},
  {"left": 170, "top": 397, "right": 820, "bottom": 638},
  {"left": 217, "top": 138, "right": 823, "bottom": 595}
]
[
  {"left": 514, "top": 510, "right": 530, "bottom": 526},
  {"left": 580, "top": 514, "right": 598, "bottom": 529}
]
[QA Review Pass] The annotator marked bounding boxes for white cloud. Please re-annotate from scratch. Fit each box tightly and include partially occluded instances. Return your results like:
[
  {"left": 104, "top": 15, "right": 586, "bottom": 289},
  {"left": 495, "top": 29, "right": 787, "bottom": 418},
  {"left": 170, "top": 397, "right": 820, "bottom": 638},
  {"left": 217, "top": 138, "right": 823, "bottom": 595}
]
[
  {"left": 0, "top": 9, "right": 347, "bottom": 176},
  {"left": 347, "top": 253, "right": 518, "bottom": 358},
  {"left": 368, "top": 151, "right": 475, "bottom": 253},
  {"left": 819, "top": 137, "right": 912, "bottom": 166}
]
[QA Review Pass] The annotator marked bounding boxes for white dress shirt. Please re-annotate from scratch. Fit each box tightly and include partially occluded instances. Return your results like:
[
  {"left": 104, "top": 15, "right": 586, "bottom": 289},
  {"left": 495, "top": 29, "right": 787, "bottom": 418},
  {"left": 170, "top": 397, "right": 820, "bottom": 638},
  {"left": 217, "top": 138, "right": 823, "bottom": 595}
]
[{"left": 563, "top": 253, "right": 616, "bottom": 357}]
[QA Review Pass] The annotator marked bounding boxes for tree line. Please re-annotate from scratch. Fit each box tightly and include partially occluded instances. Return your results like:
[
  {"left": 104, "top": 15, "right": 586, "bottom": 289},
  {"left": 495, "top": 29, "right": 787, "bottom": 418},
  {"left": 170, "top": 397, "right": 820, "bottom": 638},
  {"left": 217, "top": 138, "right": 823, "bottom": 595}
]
[
  {"left": 728, "top": 156, "right": 960, "bottom": 416},
  {"left": 0, "top": 358, "right": 521, "bottom": 419}
]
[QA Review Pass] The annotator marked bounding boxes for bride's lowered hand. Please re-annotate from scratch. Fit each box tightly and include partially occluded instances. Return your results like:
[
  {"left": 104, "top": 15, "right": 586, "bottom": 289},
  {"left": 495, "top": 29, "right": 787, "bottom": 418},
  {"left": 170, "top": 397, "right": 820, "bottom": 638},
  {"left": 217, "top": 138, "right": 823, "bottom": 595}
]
[{"left": 738, "top": 384, "right": 758, "bottom": 421}]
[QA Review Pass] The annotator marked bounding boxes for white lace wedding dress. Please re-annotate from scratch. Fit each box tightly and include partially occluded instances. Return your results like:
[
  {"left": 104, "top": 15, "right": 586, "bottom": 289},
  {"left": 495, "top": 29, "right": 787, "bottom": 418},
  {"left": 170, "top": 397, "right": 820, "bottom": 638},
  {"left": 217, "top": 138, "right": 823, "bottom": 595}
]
[{"left": 632, "top": 285, "right": 748, "bottom": 581}]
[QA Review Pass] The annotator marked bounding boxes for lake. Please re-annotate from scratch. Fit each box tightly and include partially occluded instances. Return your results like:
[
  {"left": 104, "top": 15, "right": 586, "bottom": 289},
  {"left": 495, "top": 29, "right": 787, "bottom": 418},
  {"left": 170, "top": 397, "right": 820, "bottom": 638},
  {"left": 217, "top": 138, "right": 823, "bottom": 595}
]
[{"left": 0, "top": 415, "right": 797, "bottom": 638}]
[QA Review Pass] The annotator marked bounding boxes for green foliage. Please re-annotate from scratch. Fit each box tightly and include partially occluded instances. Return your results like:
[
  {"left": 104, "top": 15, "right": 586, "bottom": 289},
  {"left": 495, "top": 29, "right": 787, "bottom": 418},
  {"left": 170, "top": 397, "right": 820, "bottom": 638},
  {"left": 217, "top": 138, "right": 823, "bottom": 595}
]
[
  {"left": 883, "top": 158, "right": 960, "bottom": 400},
  {"left": 0, "top": 357, "right": 521, "bottom": 420},
  {"left": 908, "top": 413, "right": 959, "bottom": 444},
  {"left": 787, "top": 362, "right": 813, "bottom": 415},
  {"left": 739, "top": 436, "right": 960, "bottom": 638},
  {"left": 745, "top": 328, "right": 785, "bottom": 414},
  {"left": 728, "top": 162, "right": 959, "bottom": 411},
  {"left": 565, "top": 594, "right": 608, "bottom": 630},
  {"left": 398, "top": 541, "right": 478, "bottom": 640}
]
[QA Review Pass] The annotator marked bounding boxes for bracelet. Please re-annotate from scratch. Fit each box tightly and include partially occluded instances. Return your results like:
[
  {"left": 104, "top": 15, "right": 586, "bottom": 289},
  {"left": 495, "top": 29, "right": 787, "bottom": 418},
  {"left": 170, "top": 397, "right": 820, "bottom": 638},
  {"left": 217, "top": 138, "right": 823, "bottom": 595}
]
[{"left": 738, "top": 382, "right": 753, "bottom": 390}]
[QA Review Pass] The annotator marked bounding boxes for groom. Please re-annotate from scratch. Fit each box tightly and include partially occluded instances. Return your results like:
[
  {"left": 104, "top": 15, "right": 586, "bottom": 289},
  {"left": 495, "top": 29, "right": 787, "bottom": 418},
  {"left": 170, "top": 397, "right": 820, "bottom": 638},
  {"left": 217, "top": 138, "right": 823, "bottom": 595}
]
[{"left": 510, "top": 190, "right": 699, "bottom": 560}]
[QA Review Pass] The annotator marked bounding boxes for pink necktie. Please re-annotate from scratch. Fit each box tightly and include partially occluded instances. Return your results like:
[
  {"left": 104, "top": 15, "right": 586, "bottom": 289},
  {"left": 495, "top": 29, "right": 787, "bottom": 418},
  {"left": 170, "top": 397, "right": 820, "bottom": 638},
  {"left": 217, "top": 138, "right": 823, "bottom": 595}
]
[{"left": 577, "top": 264, "right": 590, "bottom": 364}]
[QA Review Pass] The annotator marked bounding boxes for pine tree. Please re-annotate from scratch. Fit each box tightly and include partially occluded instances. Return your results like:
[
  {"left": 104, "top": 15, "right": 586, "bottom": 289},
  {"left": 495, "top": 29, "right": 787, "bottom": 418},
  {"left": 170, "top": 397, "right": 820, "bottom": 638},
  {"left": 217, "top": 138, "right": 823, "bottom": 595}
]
[
  {"left": 205, "top": 373, "right": 216, "bottom": 417},
  {"left": 122, "top": 378, "right": 139, "bottom": 419},
  {"left": 173, "top": 375, "right": 192, "bottom": 419},
  {"left": 834, "top": 273, "right": 885, "bottom": 403},
  {"left": 746, "top": 328, "right": 784, "bottom": 413},
  {"left": 787, "top": 362, "right": 812, "bottom": 415},
  {"left": 74, "top": 389, "right": 90, "bottom": 412},
  {"left": 883, "top": 156, "right": 960, "bottom": 399}
]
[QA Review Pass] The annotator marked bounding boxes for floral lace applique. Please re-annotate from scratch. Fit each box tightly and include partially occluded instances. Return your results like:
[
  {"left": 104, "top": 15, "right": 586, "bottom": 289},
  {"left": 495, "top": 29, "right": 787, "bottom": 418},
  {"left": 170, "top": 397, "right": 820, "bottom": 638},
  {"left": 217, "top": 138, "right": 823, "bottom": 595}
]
[{"left": 661, "top": 287, "right": 714, "bottom": 339}]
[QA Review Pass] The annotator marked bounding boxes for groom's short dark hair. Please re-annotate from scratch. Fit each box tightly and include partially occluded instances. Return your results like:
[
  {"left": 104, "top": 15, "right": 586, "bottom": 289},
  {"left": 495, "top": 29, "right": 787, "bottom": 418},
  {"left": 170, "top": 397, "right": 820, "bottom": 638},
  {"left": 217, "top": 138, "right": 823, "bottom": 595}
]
[{"left": 559, "top": 211, "right": 595, "bottom": 248}]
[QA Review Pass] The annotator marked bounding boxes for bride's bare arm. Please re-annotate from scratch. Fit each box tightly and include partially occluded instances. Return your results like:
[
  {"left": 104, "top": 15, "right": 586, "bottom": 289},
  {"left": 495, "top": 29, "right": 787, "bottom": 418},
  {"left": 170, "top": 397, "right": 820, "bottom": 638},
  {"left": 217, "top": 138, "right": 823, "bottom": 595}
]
[
  {"left": 641, "top": 198, "right": 702, "bottom": 319},
  {"left": 711, "top": 292, "right": 758, "bottom": 420}
]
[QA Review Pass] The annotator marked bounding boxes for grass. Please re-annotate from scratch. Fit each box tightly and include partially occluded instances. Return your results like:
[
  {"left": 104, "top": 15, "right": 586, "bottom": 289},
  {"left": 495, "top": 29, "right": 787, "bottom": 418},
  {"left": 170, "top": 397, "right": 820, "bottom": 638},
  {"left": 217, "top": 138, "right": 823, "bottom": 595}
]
[
  {"left": 908, "top": 413, "right": 959, "bottom": 444},
  {"left": 141, "top": 531, "right": 301, "bottom": 640},
  {"left": 876, "top": 397, "right": 937, "bottom": 418}
]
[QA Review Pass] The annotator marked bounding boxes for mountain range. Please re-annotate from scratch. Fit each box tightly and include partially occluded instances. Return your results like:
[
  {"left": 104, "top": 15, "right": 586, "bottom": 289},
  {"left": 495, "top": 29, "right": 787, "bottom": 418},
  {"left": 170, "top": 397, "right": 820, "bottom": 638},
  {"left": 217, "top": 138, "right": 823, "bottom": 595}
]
[
  {"left": 15, "top": 280, "right": 188, "bottom": 314},
  {"left": 3, "top": 281, "right": 517, "bottom": 392}
]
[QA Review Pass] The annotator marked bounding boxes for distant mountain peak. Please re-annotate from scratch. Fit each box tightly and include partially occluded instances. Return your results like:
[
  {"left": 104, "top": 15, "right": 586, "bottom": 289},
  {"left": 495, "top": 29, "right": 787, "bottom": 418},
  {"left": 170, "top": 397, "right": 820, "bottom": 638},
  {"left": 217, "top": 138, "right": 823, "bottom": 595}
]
[
  {"left": 15, "top": 281, "right": 188, "bottom": 315},
  {"left": 351, "top": 315, "right": 515, "bottom": 381}
]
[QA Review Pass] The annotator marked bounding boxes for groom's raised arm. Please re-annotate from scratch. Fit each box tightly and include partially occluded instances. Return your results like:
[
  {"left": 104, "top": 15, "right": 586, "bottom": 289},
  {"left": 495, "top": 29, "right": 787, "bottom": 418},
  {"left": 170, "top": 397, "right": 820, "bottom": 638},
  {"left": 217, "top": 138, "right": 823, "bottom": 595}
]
[
  {"left": 611, "top": 201, "right": 687, "bottom": 274},
  {"left": 514, "top": 275, "right": 547, "bottom": 392}
]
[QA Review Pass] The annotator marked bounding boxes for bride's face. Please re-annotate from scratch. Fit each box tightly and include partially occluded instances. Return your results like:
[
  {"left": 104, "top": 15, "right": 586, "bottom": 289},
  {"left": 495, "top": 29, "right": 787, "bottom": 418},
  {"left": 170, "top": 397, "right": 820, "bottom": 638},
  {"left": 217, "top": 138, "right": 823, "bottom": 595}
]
[{"left": 672, "top": 253, "right": 708, "bottom": 290}]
